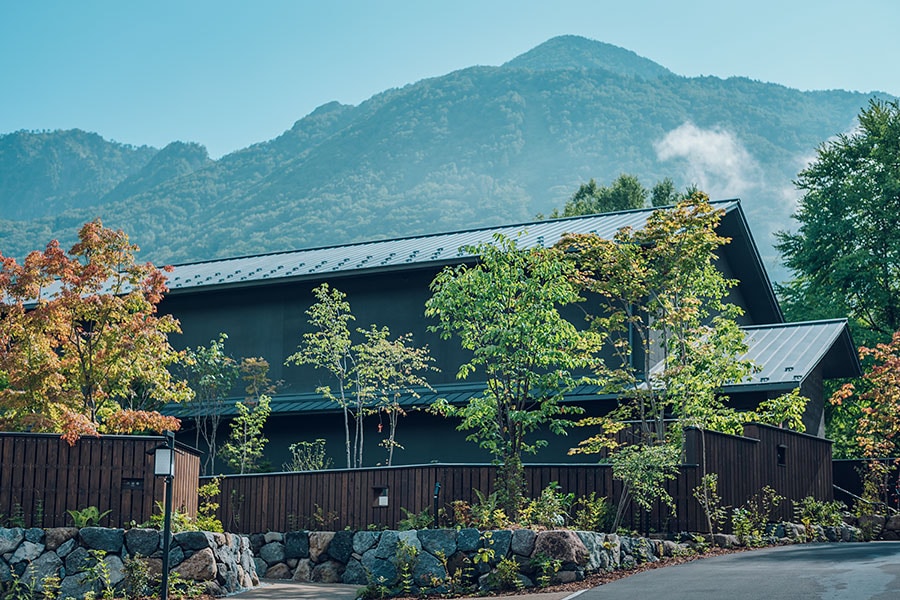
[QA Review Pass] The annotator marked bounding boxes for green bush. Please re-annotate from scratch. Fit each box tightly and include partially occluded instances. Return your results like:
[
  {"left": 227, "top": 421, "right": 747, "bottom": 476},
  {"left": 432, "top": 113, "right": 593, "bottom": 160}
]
[
  {"left": 398, "top": 506, "right": 433, "bottom": 531},
  {"left": 486, "top": 556, "right": 524, "bottom": 591},
  {"left": 67, "top": 506, "right": 112, "bottom": 528},
  {"left": 520, "top": 482, "right": 574, "bottom": 529},
  {"left": 793, "top": 496, "right": 845, "bottom": 540},
  {"left": 572, "top": 492, "right": 613, "bottom": 532}
]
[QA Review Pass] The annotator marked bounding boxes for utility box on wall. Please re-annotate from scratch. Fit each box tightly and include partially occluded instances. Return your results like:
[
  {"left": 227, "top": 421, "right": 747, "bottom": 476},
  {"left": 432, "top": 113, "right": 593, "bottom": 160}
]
[{"left": 373, "top": 486, "right": 389, "bottom": 507}]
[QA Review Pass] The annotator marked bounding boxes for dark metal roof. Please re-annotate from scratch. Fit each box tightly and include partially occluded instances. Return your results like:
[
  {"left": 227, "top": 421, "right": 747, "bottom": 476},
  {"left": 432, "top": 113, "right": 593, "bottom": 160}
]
[
  {"left": 165, "top": 320, "right": 859, "bottom": 418},
  {"left": 162, "top": 382, "right": 486, "bottom": 419},
  {"left": 724, "top": 318, "right": 861, "bottom": 392},
  {"left": 20, "top": 199, "right": 782, "bottom": 323},
  {"left": 163, "top": 201, "right": 740, "bottom": 293}
]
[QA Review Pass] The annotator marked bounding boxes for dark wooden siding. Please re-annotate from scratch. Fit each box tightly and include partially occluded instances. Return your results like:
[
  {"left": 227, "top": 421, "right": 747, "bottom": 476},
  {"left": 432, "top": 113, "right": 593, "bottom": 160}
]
[
  {"left": 0, "top": 433, "right": 200, "bottom": 528},
  {"left": 209, "top": 424, "right": 831, "bottom": 534}
]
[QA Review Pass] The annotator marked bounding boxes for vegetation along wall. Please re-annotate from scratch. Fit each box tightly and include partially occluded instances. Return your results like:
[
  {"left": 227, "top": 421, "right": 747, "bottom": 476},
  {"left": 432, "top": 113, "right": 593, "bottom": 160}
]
[{"left": 209, "top": 424, "right": 831, "bottom": 534}]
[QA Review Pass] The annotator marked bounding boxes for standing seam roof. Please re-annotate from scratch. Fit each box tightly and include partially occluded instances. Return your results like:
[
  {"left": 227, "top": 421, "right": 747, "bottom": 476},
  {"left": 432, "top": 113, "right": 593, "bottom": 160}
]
[
  {"left": 163, "top": 320, "right": 858, "bottom": 418},
  {"left": 724, "top": 318, "right": 859, "bottom": 391},
  {"left": 164, "top": 201, "right": 740, "bottom": 292}
]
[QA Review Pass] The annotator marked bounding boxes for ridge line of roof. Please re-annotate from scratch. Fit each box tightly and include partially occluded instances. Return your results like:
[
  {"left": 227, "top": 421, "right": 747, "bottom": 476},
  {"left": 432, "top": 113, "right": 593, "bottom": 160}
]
[
  {"left": 740, "top": 318, "right": 849, "bottom": 331},
  {"left": 167, "top": 199, "right": 740, "bottom": 268}
]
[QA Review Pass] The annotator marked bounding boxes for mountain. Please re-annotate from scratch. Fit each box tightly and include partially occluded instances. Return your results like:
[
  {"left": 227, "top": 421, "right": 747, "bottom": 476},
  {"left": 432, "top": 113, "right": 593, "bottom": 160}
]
[
  {"left": 0, "top": 36, "right": 886, "bottom": 280},
  {"left": 503, "top": 35, "right": 673, "bottom": 79},
  {"left": 0, "top": 129, "right": 157, "bottom": 220},
  {"left": 100, "top": 141, "right": 212, "bottom": 205}
]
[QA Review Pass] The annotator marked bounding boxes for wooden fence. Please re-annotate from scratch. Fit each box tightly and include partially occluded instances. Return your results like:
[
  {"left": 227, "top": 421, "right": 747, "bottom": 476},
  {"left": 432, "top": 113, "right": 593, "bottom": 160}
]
[
  {"left": 833, "top": 458, "right": 900, "bottom": 511},
  {"left": 0, "top": 432, "right": 200, "bottom": 528},
  {"left": 208, "top": 423, "right": 832, "bottom": 534}
]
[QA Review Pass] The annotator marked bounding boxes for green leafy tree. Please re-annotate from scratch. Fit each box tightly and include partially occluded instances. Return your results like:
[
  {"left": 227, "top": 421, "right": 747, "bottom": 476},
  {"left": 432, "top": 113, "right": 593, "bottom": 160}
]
[
  {"left": 561, "top": 195, "right": 806, "bottom": 530},
  {"left": 560, "top": 194, "right": 758, "bottom": 445},
  {"left": 286, "top": 283, "right": 434, "bottom": 468},
  {"left": 221, "top": 395, "right": 271, "bottom": 474},
  {"left": 180, "top": 334, "right": 240, "bottom": 475},
  {"left": 609, "top": 443, "right": 680, "bottom": 531},
  {"left": 425, "top": 233, "right": 601, "bottom": 517},
  {"left": 221, "top": 357, "right": 275, "bottom": 474},
  {"left": 776, "top": 99, "right": 900, "bottom": 455},
  {"left": 355, "top": 326, "right": 437, "bottom": 466},
  {"left": 285, "top": 283, "right": 356, "bottom": 467},
  {"left": 650, "top": 177, "right": 692, "bottom": 207},
  {"left": 551, "top": 175, "right": 648, "bottom": 217},
  {"left": 777, "top": 99, "right": 900, "bottom": 348}
]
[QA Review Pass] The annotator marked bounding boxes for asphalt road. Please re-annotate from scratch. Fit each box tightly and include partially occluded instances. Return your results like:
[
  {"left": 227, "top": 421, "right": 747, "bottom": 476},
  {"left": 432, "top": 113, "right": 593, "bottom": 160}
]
[{"left": 572, "top": 542, "right": 900, "bottom": 600}]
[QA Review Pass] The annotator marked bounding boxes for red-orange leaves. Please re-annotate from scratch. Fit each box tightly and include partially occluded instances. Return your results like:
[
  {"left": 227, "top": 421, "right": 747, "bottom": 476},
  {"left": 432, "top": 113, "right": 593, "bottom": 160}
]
[{"left": 0, "top": 220, "right": 190, "bottom": 444}]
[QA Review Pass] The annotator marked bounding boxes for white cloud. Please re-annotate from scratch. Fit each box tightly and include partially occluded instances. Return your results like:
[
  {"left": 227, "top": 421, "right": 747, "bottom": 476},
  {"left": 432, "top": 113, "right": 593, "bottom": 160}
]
[{"left": 654, "top": 122, "right": 759, "bottom": 199}]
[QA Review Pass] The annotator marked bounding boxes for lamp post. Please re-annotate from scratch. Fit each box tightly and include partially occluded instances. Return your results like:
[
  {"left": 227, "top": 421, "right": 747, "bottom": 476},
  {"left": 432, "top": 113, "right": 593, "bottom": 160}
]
[
  {"left": 152, "top": 431, "right": 176, "bottom": 600},
  {"left": 432, "top": 482, "right": 441, "bottom": 529}
]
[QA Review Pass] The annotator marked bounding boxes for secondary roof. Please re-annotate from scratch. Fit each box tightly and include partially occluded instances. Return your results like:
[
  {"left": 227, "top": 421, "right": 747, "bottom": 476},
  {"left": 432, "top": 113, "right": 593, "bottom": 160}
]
[{"left": 164, "top": 319, "right": 857, "bottom": 418}]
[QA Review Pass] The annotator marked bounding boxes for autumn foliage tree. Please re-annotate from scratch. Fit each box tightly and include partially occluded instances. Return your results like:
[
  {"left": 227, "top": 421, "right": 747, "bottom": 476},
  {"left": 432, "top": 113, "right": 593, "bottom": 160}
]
[
  {"left": 0, "top": 220, "right": 187, "bottom": 443},
  {"left": 831, "top": 331, "right": 900, "bottom": 508}
]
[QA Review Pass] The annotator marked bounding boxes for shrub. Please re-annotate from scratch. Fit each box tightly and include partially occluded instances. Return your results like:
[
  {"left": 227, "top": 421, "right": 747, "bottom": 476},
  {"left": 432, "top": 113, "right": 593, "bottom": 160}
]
[
  {"left": 283, "top": 438, "right": 333, "bottom": 471},
  {"left": 196, "top": 477, "right": 224, "bottom": 533},
  {"left": 487, "top": 556, "right": 524, "bottom": 591},
  {"left": 520, "top": 482, "right": 574, "bottom": 529},
  {"left": 67, "top": 506, "right": 112, "bottom": 528},
  {"left": 731, "top": 485, "right": 784, "bottom": 546},
  {"left": 398, "top": 506, "right": 433, "bottom": 531},
  {"left": 572, "top": 492, "right": 614, "bottom": 532},
  {"left": 793, "top": 496, "right": 845, "bottom": 540},
  {"left": 469, "top": 490, "right": 510, "bottom": 530}
]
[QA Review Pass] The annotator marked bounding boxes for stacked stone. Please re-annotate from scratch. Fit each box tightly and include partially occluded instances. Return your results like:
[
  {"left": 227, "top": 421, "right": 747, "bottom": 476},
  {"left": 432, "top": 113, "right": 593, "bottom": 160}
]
[
  {"left": 881, "top": 515, "right": 900, "bottom": 540},
  {"left": 251, "top": 528, "right": 687, "bottom": 591},
  {"left": 843, "top": 514, "right": 900, "bottom": 540},
  {"left": 0, "top": 526, "right": 258, "bottom": 598}
]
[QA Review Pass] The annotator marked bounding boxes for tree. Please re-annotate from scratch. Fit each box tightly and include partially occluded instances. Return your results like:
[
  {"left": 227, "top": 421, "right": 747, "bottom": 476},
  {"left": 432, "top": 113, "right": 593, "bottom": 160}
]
[
  {"left": 650, "top": 177, "right": 681, "bottom": 207},
  {"left": 550, "top": 174, "right": 648, "bottom": 218},
  {"left": 831, "top": 331, "right": 900, "bottom": 508},
  {"left": 285, "top": 284, "right": 355, "bottom": 468},
  {"left": 180, "top": 334, "right": 240, "bottom": 475},
  {"left": 221, "top": 396, "right": 271, "bottom": 475},
  {"left": 776, "top": 99, "right": 900, "bottom": 348},
  {"left": 221, "top": 357, "right": 275, "bottom": 474},
  {"left": 0, "top": 220, "right": 187, "bottom": 443},
  {"left": 559, "top": 194, "right": 758, "bottom": 444},
  {"left": 560, "top": 195, "right": 807, "bottom": 530},
  {"left": 425, "top": 233, "right": 601, "bottom": 517},
  {"left": 355, "top": 326, "right": 436, "bottom": 466},
  {"left": 286, "top": 283, "right": 434, "bottom": 468}
]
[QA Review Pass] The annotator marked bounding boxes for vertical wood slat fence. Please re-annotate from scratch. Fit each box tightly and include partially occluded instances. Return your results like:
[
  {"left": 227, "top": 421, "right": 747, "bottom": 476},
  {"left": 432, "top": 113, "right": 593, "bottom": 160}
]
[
  {"left": 0, "top": 432, "right": 200, "bottom": 528},
  {"left": 210, "top": 423, "right": 833, "bottom": 534}
]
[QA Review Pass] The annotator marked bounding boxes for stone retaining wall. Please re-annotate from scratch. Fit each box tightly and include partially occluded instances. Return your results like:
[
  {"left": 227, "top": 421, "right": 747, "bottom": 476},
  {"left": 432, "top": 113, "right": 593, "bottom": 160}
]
[
  {"left": 250, "top": 523, "right": 866, "bottom": 593},
  {"left": 0, "top": 526, "right": 257, "bottom": 598},
  {"left": 845, "top": 514, "right": 900, "bottom": 540}
]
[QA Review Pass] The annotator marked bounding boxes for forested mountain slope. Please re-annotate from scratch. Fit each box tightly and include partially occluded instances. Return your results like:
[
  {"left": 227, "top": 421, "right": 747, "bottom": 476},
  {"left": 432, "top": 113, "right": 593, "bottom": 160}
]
[{"left": 0, "top": 36, "right": 884, "bottom": 279}]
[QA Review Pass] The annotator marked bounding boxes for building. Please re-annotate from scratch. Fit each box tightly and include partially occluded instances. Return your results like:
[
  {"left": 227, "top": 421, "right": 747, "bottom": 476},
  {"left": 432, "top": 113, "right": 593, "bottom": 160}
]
[{"left": 160, "top": 200, "right": 860, "bottom": 470}]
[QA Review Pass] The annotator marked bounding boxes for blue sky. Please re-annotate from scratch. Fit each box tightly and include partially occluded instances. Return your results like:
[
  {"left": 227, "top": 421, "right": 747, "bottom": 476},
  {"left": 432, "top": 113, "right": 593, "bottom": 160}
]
[{"left": 2, "top": 0, "right": 897, "bottom": 158}]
